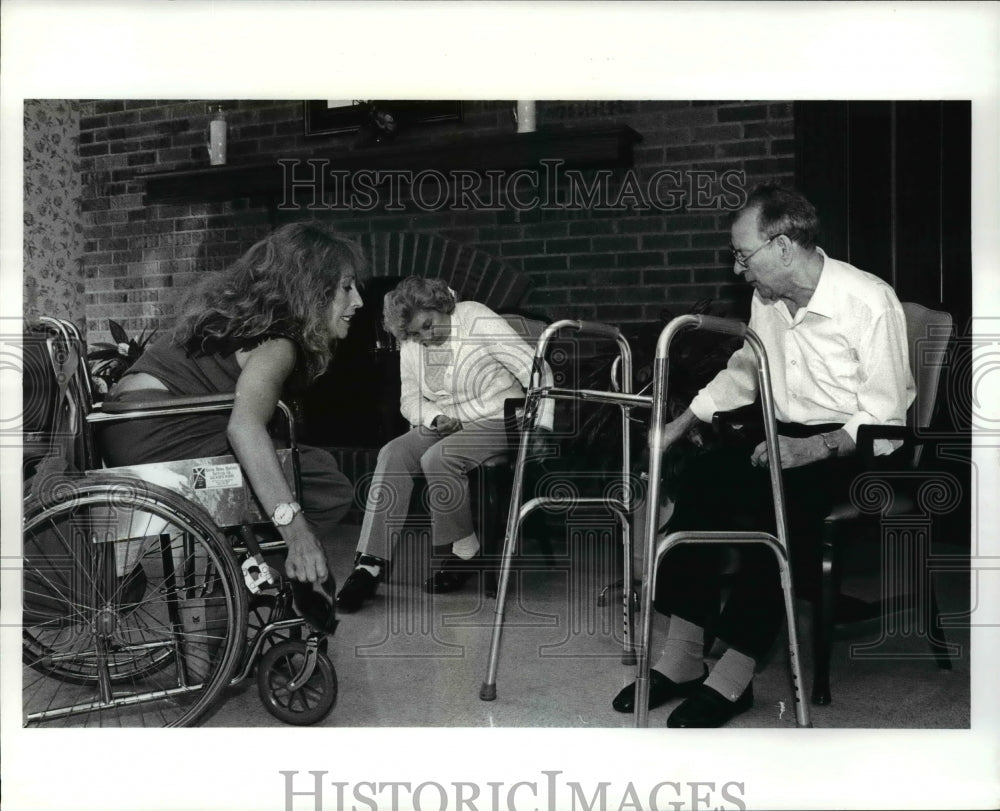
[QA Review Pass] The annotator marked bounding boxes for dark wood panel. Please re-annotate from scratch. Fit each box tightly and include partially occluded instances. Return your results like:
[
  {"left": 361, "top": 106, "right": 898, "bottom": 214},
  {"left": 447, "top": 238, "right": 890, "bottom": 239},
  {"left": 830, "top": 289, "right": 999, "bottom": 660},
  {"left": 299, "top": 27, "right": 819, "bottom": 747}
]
[
  {"left": 940, "top": 101, "right": 972, "bottom": 336},
  {"left": 895, "top": 101, "right": 944, "bottom": 307},
  {"left": 794, "top": 101, "right": 849, "bottom": 260},
  {"left": 846, "top": 102, "right": 893, "bottom": 283}
]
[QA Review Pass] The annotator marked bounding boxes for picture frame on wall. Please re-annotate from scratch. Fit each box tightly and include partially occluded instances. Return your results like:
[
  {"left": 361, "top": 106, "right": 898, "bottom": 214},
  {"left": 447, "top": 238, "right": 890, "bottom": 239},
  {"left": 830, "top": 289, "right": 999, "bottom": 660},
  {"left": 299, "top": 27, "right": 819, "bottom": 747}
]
[{"left": 303, "top": 100, "right": 463, "bottom": 136}]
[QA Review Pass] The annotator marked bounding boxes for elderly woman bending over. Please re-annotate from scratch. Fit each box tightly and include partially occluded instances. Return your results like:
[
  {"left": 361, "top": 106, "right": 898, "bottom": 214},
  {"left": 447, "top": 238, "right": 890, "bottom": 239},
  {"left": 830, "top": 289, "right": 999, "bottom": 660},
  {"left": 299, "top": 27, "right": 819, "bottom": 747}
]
[{"left": 336, "top": 276, "right": 551, "bottom": 612}]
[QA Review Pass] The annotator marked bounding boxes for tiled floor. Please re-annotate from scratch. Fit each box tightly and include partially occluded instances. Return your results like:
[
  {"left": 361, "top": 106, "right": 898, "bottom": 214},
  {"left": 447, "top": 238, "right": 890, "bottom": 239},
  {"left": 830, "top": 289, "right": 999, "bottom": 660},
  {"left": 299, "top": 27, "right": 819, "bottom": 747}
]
[{"left": 203, "top": 520, "right": 971, "bottom": 730}]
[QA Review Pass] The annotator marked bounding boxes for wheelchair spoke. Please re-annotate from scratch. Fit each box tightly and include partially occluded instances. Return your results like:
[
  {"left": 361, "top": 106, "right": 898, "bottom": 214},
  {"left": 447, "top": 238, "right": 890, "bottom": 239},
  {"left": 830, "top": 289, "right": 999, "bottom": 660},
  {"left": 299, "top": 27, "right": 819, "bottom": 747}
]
[{"left": 23, "top": 480, "right": 247, "bottom": 727}]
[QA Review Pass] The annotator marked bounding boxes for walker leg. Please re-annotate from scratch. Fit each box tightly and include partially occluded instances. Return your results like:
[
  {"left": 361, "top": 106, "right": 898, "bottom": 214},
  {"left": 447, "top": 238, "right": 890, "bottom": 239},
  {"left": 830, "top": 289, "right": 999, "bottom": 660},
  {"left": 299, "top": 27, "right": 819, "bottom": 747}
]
[
  {"left": 479, "top": 516, "right": 523, "bottom": 701},
  {"left": 778, "top": 554, "right": 812, "bottom": 727},
  {"left": 621, "top": 522, "right": 636, "bottom": 665}
]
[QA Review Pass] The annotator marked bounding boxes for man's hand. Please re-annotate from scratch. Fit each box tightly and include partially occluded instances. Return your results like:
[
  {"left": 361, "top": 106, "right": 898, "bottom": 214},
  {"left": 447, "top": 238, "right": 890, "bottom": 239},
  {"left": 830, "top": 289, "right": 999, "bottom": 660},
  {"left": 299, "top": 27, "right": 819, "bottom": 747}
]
[
  {"left": 750, "top": 435, "right": 827, "bottom": 470},
  {"left": 433, "top": 415, "right": 463, "bottom": 436}
]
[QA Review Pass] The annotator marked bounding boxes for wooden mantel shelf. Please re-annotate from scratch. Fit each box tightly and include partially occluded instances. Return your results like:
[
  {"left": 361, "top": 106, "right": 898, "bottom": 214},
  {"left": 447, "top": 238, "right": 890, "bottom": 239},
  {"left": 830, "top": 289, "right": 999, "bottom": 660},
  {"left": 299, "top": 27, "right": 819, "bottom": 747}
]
[{"left": 141, "top": 125, "right": 642, "bottom": 205}]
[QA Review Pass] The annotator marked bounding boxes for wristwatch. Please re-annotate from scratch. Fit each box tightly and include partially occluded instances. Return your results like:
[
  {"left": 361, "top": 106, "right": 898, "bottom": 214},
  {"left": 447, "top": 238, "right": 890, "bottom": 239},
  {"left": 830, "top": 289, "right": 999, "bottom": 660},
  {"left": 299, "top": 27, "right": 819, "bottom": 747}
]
[
  {"left": 271, "top": 501, "right": 302, "bottom": 526},
  {"left": 820, "top": 432, "right": 839, "bottom": 457}
]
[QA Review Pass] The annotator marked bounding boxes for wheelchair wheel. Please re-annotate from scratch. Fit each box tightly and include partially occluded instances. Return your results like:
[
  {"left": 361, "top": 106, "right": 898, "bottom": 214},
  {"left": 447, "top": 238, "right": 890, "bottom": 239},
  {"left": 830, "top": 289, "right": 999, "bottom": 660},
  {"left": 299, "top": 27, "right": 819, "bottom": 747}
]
[
  {"left": 256, "top": 639, "right": 337, "bottom": 725},
  {"left": 246, "top": 592, "right": 296, "bottom": 662},
  {"left": 22, "top": 477, "right": 248, "bottom": 727}
]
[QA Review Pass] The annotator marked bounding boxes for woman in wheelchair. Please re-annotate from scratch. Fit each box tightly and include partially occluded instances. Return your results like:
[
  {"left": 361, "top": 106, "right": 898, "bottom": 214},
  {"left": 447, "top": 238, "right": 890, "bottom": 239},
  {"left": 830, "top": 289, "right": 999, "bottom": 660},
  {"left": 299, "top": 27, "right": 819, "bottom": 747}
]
[
  {"left": 100, "top": 222, "right": 364, "bottom": 588},
  {"left": 336, "top": 276, "right": 552, "bottom": 612}
]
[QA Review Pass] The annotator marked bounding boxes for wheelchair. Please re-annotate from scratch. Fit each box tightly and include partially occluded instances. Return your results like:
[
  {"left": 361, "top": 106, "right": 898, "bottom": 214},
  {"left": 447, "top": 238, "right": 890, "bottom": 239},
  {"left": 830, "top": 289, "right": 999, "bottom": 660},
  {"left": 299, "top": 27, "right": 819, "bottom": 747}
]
[{"left": 21, "top": 317, "right": 339, "bottom": 727}]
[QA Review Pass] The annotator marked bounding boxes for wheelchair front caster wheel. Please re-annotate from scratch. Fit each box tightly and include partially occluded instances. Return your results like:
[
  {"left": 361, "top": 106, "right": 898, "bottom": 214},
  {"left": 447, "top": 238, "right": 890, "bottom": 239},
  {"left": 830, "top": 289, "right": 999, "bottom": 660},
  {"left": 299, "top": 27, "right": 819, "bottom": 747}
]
[{"left": 257, "top": 639, "right": 337, "bottom": 725}]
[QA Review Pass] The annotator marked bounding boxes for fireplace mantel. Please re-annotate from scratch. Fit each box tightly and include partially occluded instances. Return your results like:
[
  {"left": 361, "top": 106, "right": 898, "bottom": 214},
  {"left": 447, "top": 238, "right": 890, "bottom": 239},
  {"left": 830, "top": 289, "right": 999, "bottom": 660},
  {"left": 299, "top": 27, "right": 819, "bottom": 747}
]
[{"left": 140, "top": 125, "right": 642, "bottom": 206}]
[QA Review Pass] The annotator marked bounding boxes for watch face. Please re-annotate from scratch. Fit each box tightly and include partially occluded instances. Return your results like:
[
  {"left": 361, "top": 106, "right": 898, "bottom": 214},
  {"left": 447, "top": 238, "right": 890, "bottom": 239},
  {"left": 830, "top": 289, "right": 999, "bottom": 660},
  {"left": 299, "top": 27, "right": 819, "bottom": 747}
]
[{"left": 273, "top": 503, "right": 294, "bottom": 525}]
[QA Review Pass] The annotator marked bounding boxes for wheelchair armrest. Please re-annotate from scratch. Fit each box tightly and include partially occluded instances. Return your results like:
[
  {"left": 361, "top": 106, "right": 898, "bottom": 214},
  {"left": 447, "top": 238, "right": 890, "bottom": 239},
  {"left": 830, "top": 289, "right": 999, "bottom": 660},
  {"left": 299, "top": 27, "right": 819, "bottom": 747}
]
[
  {"left": 90, "top": 394, "right": 298, "bottom": 446},
  {"left": 98, "top": 393, "right": 236, "bottom": 414}
]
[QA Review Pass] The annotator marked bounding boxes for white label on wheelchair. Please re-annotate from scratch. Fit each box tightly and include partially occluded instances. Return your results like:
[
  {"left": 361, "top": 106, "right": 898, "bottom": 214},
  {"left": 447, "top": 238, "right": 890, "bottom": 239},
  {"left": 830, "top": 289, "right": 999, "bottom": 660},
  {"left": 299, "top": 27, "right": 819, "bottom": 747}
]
[{"left": 191, "top": 463, "right": 242, "bottom": 490}]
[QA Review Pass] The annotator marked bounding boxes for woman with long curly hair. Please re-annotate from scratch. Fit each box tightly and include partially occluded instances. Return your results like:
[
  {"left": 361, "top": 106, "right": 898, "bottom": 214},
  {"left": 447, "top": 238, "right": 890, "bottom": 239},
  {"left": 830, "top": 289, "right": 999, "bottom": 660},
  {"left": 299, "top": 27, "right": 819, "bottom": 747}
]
[{"left": 100, "top": 223, "right": 365, "bottom": 584}]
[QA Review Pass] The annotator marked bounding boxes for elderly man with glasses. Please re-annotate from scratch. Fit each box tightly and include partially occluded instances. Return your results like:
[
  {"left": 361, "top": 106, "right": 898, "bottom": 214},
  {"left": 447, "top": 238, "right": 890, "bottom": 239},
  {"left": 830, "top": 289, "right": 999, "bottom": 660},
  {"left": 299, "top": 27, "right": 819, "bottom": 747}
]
[{"left": 611, "top": 183, "right": 914, "bottom": 727}]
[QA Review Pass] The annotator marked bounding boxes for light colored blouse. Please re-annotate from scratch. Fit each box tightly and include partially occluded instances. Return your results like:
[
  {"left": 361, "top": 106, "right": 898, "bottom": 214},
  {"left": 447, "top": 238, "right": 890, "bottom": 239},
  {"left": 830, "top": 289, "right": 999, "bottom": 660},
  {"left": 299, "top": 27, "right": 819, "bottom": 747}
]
[{"left": 398, "top": 300, "right": 553, "bottom": 429}]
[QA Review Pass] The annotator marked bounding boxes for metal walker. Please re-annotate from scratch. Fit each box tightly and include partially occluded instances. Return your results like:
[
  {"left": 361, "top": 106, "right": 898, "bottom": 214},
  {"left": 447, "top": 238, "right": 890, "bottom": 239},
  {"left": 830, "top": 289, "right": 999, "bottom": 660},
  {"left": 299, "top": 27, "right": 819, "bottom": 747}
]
[
  {"left": 480, "top": 314, "right": 812, "bottom": 729},
  {"left": 480, "top": 320, "right": 646, "bottom": 701}
]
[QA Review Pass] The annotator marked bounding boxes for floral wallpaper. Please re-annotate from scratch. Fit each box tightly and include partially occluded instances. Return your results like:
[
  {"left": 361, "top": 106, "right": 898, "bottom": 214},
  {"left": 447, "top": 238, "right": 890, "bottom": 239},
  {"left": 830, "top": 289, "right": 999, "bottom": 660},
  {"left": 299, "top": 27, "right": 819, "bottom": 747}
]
[{"left": 23, "top": 99, "right": 86, "bottom": 329}]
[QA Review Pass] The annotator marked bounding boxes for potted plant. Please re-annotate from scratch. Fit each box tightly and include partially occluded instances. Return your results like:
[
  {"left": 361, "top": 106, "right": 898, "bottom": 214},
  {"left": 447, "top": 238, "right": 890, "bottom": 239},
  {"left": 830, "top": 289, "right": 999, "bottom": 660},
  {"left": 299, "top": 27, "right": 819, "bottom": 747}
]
[{"left": 87, "top": 319, "right": 157, "bottom": 398}]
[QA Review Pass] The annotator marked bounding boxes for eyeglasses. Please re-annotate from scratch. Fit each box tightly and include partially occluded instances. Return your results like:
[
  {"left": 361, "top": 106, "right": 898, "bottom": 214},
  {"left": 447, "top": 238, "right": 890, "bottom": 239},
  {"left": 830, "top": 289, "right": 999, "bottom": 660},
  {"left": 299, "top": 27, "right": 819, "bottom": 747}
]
[{"left": 731, "top": 235, "right": 783, "bottom": 270}]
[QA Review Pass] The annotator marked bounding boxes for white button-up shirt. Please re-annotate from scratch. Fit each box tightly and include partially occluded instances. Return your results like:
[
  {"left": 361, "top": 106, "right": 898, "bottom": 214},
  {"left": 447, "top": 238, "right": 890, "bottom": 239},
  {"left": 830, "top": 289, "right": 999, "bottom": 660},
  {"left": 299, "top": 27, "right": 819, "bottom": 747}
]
[{"left": 689, "top": 250, "right": 915, "bottom": 456}]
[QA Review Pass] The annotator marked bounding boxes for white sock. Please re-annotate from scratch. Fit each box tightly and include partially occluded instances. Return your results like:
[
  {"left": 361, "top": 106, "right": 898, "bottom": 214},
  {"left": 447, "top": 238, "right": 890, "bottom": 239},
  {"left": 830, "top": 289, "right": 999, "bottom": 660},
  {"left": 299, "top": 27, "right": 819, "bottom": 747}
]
[
  {"left": 704, "top": 649, "right": 755, "bottom": 702},
  {"left": 653, "top": 616, "right": 705, "bottom": 683},
  {"left": 357, "top": 563, "right": 380, "bottom": 578},
  {"left": 451, "top": 533, "right": 480, "bottom": 560}
]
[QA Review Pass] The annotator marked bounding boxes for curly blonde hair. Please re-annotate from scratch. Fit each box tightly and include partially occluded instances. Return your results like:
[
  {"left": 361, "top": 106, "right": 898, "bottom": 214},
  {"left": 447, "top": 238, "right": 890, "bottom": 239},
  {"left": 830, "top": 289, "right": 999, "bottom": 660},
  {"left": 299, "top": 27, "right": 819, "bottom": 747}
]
[
  {"left": 173, "top": 223, "right": 367, "bottom": 379},
  {"left": 382, "top": 276, "right": 457, "bottom": 342}
]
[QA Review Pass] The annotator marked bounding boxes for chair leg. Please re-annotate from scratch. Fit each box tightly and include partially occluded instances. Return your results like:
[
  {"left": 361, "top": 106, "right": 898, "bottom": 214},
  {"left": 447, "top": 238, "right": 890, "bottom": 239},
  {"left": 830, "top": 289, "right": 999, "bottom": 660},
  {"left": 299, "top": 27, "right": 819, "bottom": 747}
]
[
  {"left": 927, "top": 575, "right": 953, "bottom": 671},
  {"left": 811, "top": 524, "right": 839, "bottom": 706}
]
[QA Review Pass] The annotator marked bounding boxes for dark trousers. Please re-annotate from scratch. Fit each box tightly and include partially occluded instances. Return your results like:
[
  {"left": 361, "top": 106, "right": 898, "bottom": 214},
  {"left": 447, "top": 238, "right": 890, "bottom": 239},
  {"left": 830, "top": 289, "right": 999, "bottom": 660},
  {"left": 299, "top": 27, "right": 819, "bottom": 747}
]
[{"left": 653, "top": 424, "right": 857, "bottom": 661}]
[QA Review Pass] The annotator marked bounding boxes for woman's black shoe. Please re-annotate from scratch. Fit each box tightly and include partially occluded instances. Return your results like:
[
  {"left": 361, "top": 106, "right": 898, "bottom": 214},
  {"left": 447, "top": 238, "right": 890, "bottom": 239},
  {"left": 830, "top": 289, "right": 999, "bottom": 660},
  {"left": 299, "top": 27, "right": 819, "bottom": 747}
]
[
  {"left": 423, "top": 555, "right": 479, "bottom": 594},
  {"left": 291, "top": 575, "right": 339, "bottom": 634},
  {"left": 612, "top": 667, "right": 709, "bottom": 713}
]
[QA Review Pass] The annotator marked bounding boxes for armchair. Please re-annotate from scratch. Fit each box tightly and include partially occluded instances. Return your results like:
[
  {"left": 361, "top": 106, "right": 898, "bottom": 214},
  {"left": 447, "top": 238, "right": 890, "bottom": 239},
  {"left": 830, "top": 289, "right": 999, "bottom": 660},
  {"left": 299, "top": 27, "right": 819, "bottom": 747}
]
[{"left": 811, "top": 302, "right": 958, "bottom": 705}]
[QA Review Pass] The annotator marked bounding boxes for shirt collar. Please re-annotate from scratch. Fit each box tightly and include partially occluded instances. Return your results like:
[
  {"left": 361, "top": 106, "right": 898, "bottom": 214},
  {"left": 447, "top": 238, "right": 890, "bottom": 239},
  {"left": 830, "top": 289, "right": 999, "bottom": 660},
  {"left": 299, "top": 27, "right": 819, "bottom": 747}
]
[{"left": 800, "top": 247, "right": 838, "bottom": 319}]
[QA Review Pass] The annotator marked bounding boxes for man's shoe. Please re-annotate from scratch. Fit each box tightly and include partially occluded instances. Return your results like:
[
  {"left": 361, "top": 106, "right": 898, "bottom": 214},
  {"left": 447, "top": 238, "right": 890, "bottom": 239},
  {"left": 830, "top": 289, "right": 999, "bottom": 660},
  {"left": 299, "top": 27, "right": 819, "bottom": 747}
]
[
  {"left": 612, "top": 667, "right": 708, "bottom": 713},
  {"left": 336, "top": 569, "right": 379, "bottom": 613},
  {"left": 423, "top": 555, "right": 478, "bottom": 594},
  {"left": 666, "top": 682, "right": 754, "bottom": 728}
]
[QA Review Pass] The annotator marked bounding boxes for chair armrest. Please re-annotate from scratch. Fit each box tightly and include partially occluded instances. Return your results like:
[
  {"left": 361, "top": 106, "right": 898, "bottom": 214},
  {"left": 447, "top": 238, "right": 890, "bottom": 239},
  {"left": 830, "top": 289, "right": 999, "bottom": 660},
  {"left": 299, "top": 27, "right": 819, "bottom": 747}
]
[
  {"left": 711, "top": 403, "right": 764, "bottom": 447},
  {"left": 854, "top": 423, "right": 963, "bottom": 467}
]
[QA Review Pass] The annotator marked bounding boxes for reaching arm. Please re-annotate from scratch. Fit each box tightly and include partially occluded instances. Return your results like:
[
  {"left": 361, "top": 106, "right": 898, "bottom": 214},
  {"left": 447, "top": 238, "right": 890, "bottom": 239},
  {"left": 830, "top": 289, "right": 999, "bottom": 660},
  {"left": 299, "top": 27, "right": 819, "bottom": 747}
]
[{"left": 228, "top": 338, "right": 328, "bottom": 583}]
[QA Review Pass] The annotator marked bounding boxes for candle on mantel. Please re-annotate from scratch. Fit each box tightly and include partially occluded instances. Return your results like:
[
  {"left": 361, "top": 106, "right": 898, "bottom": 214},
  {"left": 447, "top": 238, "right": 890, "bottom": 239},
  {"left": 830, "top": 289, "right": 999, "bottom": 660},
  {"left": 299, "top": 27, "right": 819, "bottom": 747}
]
[
  {"left": 209, "top": 106, "right": 228, "bottom": 166},
  {"left": 515, "top": 101, "right": 536, "bottom": 133}
]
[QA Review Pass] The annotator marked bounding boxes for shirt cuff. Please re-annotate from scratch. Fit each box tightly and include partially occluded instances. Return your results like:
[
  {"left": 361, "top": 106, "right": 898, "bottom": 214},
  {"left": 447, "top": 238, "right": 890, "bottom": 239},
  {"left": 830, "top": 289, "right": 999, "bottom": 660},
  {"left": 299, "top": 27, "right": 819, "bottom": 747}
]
[
  {"left": 537, "top": 399, "right": 555, "bottom": 432},
  {"left": 423, "top": 412, "right": 444, "bottom": 429},
  {"left": 688, "top": 390, "right": 719, "bottom": 424}
]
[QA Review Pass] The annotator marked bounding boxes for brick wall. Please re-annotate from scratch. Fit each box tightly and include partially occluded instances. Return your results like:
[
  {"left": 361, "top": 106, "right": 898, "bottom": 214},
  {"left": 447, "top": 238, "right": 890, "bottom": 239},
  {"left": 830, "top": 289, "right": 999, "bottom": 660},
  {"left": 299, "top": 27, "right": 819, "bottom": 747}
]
[{"left": 76, "top": 100, "right": 794, "bottom": 345}]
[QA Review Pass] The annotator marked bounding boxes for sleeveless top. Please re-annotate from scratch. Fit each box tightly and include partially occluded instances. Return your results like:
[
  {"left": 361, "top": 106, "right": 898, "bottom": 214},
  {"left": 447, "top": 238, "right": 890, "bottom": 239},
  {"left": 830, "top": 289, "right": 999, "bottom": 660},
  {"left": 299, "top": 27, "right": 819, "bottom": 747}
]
[{"left": 101, "top": 331, "right": 308, "bottom": 466}]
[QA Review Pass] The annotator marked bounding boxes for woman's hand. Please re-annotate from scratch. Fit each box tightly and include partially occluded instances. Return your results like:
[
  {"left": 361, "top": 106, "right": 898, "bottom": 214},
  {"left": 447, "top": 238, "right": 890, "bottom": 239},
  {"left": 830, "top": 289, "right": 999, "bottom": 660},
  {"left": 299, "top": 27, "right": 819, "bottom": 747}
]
[
  {"left": 282, "top": 518, "right": 330, "bottom": 584},
  {"left": 433, "top": 415, "right": 463, "bottom": 436}
]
